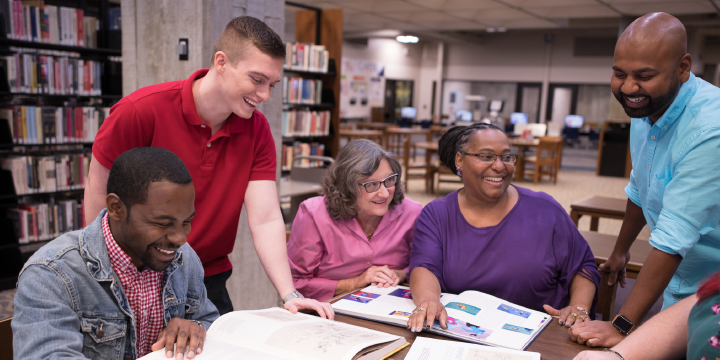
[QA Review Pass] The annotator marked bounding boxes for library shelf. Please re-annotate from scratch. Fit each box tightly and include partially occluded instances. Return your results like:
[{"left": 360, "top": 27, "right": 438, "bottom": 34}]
[
  {"left": 0, "top": 38, "right": 121, "bottom": 56},
  {"left": 0, "top": 92, "right": 122, "bottom": 100},
  {"left": 0, "top": 188, "right": 84, "bottom": 200},
  {"left": 283, "top": 67, "right": 336, "bottom": 77},
  {"left": 282, "top": 135, "right": 333, "bottom": 142},
  {"left": 0, "top": 142, "right": 94, "bottom": 148},
  {"left": 283, "top": 102, "right": 335, "bottom": 110}
]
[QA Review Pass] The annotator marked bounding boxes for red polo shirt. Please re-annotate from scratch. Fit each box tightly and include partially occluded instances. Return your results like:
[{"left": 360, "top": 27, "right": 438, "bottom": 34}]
[{"left": 93, "top": 69, "right": 276, "bottom": 277}]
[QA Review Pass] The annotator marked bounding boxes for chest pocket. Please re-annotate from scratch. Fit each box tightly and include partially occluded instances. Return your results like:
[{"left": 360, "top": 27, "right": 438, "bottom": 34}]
[
  {"left": 80, "top": 315, "right": 127, "bottom": 360},
  {"left": 647, "top": 174, "right": 671, "bottom": 214}
]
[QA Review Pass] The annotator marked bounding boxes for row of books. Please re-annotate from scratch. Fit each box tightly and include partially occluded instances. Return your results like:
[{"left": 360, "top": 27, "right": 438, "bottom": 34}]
[
  {"left": 4, "top": 1, "right": 100, "bottom": 48},
  {"left": 281, "top": 109, "right": 331, "bottom": 137},
  {"left": 4, "top": 51, "right": 103, "bottom": 95},
  {"left": 0, "top": 106, "right": 110, "bottom": 144},
  {"left": 6, "top": 198, "right": 85, "bottom": 244},
  {"left": 284, "top": 42, "right": 329, "bottom": 73},
  {"left": 282, "top": 77, "right": 323, "bottom": 105},
  {"left": 281, "top": 141, "right": 326, "bottom": 171},
  {"left": 1, "top": 153, "right": 90, "bottom": 195}
]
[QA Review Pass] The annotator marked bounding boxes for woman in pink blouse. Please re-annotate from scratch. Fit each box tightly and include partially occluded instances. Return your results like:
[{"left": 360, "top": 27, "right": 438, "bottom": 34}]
[{"left": 287, "top": 139, "right": 422, "bottom": 301}]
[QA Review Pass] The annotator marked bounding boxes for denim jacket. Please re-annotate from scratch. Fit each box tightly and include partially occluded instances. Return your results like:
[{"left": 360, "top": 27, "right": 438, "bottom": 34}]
[{"left": 12, "top": 209, "right": 219, "bottom": 359}]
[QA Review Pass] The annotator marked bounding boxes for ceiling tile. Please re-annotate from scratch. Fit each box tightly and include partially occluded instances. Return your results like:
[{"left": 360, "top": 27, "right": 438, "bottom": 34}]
[
  {"left": 411, "top": 20, "right": 489, "bottom": 31},
  {"left": 401, "top": 11, "right": 460, "bottom": 21},
  {"left": 404, "top": 0, "right": 447, "bottom": 10},
  {"left": 504, "top": 0, "right": 597, "bottom": 6},
  {"left": 372, "top": 1, "right": 426, "bottom": 12},
  {"left": 526, "top": 5, "right": 620, "bottom": 18},
  {"left": 341, "top": 1, "right": 379, "bottom": 11},
  {"left": 377, "top": 12, "right": 415, "bottom": 21},
  {"left": 444, "top": 10, "right": 481, "bottom": 20},
  {"left": 481, "top": 17, "right": 561, "bottom": 29},
  {"left": 612, "top": 1, "right": 716, "bottom": 15},
  {"left": 442, "top": 0, "right": 509, "bottom": 11},
  {"left": 472, "top": 8, "right": 537, "bottom": 20}
]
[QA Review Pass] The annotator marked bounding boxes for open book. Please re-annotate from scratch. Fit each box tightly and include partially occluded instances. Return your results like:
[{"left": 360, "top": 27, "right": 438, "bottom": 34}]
[
  {"left": 138, "top": 308, "right": 408, "bottom": 360},
  {"left": 331, "top": 286, "right": 550, "bottom": 350},
  {"left": 406, "top": 337, "right": 540, "bottom": 360}
]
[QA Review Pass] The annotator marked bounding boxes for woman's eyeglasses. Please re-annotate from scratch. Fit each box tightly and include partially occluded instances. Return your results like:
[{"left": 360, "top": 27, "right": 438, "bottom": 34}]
[
  {"left": 358, "top": 173, "right": 399, "bottom": 193},
  {"left": 462, "top": 152, "right": 518, "bottom": 164}
]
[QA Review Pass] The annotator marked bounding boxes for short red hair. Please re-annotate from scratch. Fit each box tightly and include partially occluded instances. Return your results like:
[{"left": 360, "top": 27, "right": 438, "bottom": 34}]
[{"left": 697, "top": 272, "right": 719, "bottom": 304}]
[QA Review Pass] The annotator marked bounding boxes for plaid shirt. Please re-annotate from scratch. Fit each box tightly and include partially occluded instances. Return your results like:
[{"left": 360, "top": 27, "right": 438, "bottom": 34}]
[{"left": 102, "top": 213, "right": 164, "bottom": 357}]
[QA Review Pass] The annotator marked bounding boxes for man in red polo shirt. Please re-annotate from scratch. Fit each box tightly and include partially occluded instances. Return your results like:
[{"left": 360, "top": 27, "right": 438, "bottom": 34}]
[{"left": 84, "top": 16, "right": 334, "bottom": 318}]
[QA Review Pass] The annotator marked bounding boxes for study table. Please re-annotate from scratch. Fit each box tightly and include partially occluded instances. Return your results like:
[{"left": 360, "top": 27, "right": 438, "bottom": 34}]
[
  {"left": 509, "top": 138, "right": 540, "bottom": 182},
  {"left": 338, "top": 129, "right": 384, "bottom": 144},
  {"left": 328, "top": 292, "right": 590, "bottom": 359},
  {"left": 570, "top": 196, "right": 627, "bottom": 231}
]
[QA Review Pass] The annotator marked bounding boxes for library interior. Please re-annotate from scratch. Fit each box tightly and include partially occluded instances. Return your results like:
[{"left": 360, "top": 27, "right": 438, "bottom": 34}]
[{"left": 1, "top": 0, "right": 720, "bottom": 359}]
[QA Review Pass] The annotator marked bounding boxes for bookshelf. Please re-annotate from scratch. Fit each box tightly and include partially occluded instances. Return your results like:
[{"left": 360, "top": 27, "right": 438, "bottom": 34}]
[{"left": 0, "top": 0, "right": 121, "bottom": 291}]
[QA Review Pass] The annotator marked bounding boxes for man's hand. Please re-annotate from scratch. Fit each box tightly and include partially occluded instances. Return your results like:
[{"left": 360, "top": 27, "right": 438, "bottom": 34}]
[
  {"left": 284, "top": 297, "right": 335, "bottom": 320},
  {"left": 569, "top": 320, "right": 625, "bottom": 348},
  {"left": 357, "top": 265, "right": 399, "bottom": 288},
  {"left": 599, "top": 251, "right": 631, "bottom": 288},
  {"left": 151, "top": 318, "right": 206, "bottom": 359}
]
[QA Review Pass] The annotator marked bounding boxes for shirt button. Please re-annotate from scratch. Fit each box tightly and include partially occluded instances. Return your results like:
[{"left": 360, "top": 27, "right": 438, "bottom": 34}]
[
  {"left": 201, "top": 124, "right": 206, "bottom": 128},
  {"left": 663, "top": 126, "right": 667, "bottom": 129},
  {"left": 647, "top": 165, "right": 650, "bottom": 170},
  {"left": 651, "top": 135, "right": 656, "bottom": 140},
  {"left": 207, "top": 143, "right": 212, "bottom": 147},
  {"left": 366, "top": 261, "right": 371, "bottom": 265}
]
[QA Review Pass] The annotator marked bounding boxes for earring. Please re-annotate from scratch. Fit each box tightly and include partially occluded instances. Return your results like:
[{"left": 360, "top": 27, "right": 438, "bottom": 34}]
[{"left": 456, "top": 166, "right": 462, "bottom": 177}]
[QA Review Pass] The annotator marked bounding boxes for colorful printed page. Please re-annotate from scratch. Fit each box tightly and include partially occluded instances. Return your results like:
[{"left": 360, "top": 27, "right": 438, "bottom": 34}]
[
  {"left": 332, "top": 285, "right": 550, "bottom": 350},
  {"left": 405, "top": 337, "right": 540, "bottom": 360},
  {"left": 138, "top": 308, "right": 403, "bottom": 360}
]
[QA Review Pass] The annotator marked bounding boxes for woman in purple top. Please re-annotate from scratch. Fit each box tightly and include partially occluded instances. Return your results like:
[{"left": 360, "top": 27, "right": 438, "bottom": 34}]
[{"left": 407, "top": 123, "right": 600, "bottom": 333}]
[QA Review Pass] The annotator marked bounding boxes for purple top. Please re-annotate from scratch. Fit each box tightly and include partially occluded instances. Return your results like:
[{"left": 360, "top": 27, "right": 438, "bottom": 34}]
[{"left": 410, "top": 187, "right": 600, "bottom": 316}]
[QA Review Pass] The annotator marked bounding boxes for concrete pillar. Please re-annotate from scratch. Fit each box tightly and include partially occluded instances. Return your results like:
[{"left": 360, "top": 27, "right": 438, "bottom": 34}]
[{"left": 121, "top": 0, "right": 285, "bottom": 310}]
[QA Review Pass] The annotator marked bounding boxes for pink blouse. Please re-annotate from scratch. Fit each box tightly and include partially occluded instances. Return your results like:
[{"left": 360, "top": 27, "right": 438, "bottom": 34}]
[{"left": 287, "top": 196, "right": 423, "bottom": 301}]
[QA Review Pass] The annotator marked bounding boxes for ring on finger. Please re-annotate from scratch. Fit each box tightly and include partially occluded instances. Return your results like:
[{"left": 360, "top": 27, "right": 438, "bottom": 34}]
[
  {"left": 578, "top": 315, "right": 586, "bottom": 322},
  {"left": 570, "top": 313, "right": 578, "bottom": 318},
  {"left": 417, "top": 307, "right": 426, "bottom": 312}
]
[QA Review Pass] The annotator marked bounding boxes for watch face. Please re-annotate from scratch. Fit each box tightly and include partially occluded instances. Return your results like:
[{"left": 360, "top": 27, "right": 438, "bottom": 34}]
[{"left": 613, "top": 315, "right": 633, "bottom": 332}]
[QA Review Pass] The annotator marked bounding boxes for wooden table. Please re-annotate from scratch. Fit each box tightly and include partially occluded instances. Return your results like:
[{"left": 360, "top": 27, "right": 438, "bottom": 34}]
[
  {"left": 570, "top": 196, "right": 627, "bottom": 231},
  {"left": 338, "top": 129, "right": 384, "bottom": 144},
  {"left": 581, "top": 230, "right": 652, "bottom": 280},
  {"left": 356, "top": 122, "right": 397, "bottom": 131},
  {"left": 331, "top": 313, "right": 589, "bottom": 359},
  {"left": 414, "top": 141, "right": 438, "bottom": 194},
  {"left": 509, "top": 138, "right": 540, "bottom": 182}
]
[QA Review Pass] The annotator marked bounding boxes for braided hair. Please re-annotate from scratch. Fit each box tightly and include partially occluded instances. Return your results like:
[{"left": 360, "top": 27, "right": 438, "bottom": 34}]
[{"left": 438, "top": 123, "right": 505, "bottom": 175}]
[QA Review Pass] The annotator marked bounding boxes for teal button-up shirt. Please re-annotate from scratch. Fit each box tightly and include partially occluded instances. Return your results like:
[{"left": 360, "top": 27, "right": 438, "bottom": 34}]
[{"left": 625, "top": 73, "right": 720, "bottom": 309}]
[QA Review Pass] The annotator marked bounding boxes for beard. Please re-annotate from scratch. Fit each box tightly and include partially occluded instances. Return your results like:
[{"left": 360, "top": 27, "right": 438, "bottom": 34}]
[{"left": 613, "top": 76, "right": 681, "bottom": 119}]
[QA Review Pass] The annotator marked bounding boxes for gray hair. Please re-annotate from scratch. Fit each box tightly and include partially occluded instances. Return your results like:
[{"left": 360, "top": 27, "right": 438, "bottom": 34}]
[{"left": 323, "top": 139, "right": 404, "bottom": 220}]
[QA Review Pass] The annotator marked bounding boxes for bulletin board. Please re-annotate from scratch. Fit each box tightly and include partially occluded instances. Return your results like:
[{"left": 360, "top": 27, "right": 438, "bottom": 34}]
[{"left": 340, "top": 58, "right": 385, "bottom": 119}]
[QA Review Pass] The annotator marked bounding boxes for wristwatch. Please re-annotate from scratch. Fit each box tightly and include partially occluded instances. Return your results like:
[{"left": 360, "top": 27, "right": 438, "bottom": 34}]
[
  {"left": 282, "top": 290, "right": 305, "bottom": 304},
  {"left": 611, "top": 314, "right": 634, "bottom": 335}
]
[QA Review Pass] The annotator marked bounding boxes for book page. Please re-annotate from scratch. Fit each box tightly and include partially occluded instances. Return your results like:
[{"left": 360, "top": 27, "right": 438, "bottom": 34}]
[
  {"left": 332, "top": 285, "right": 456, "bottom": 325},
  {"left": 138, "top": 337, "right": 292, "bottom": 360},
  {"left": 405, "top": 337, "right": 540, "bottom": 360}
]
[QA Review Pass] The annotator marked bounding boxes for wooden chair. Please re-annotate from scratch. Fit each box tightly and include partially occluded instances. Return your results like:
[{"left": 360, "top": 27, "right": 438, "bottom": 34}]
[
  {"left": 435, "top": 164, "right": 462, "bottom": 196},
  {"left": 286, "top": 231, "right": 292, "bottom": 243},
  {"left": 0, "top": 317, "right": 12, "bottom": 360},
  {"left": 523, "top": 136, "right": 563, "bottom": 184}
]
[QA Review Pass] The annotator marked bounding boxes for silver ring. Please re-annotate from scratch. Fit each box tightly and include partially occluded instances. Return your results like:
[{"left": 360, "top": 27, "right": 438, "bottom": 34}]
[
  {"left": 411, "top": 310, "right": 418, "bottom": 314},
  {"left": 417, "top": 307, "right": 426, "bottom": 312}
]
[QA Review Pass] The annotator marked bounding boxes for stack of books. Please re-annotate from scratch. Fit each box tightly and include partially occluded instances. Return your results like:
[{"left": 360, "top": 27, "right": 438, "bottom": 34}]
[
  {"left": 282, "top": 77, "right": 323, "bottom": 105},
  {"left": 281, "top": 141, "right": 326, "bottom": 171},
  {"left": 6, "top": 198, "right": 85, "bottom": 244},
  {"left": 1, "top": 152, "right": 90, "bottom": 195},
  {"left": 4, "top": 49, "right": 103, "bottom": 95},
  {"left": 0, "top": 106, "right": 110, "bottom": 144},
  {"left": 4, "top": 1, "right": 100, "bottom": 48},
  {"left": 284, "top": 42, "right": 329, "bottom": 73},
  {"left": 281, "top": 109, "right": 330, "bottom": 137}
]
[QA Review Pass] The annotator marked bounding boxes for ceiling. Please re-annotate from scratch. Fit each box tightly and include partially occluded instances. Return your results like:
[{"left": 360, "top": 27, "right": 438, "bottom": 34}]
[{"left": 285, "top": 0, "right": 720, "bottom": 37}]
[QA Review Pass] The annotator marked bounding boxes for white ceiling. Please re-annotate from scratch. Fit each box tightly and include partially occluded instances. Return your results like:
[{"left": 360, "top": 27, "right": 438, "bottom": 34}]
[{"left": 286, "top": 0, "right": 720, "bottom": 33}]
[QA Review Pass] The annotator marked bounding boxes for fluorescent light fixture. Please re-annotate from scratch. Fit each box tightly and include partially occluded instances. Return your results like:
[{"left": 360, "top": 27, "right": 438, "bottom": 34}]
[
  {"left": 396, "top": 35, "right": 419, "bottom": 43},
  {"left": 486, "top": 28, "right": 496, "bottom": 33},
  {"left": 497, "top": 27, "right": 507, "bottom": 32}
]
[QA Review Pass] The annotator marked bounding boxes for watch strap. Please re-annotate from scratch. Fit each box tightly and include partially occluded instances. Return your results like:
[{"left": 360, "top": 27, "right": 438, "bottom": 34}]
[{"left": 282, "top": 290, "right": 305, "bottom": 304}]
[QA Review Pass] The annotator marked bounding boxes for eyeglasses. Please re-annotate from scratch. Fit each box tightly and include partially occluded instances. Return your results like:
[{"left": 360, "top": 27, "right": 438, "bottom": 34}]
[
  {"left": 462, "top": 152, "right": 518, "bottom": 164},
  {"left": 358, "top": 173, "right": 399, "bottom": 193}
]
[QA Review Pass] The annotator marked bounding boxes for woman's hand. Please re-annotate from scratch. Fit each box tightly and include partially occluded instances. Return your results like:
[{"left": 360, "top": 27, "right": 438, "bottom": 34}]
[
  {"left": 355, "top": 265, "right": 399, "bottom": 288},
  {"left": 573, "top": 350, "right": 622, "bottom": 360},
  {"left": 371, "top": 270, "right": 406, "bottom": 288},
  {"left": 406, "top": 298, "right": 447, "bottom": 332},
  {"left": 543, "top": 304, "right": 591, "bottom": 327}
]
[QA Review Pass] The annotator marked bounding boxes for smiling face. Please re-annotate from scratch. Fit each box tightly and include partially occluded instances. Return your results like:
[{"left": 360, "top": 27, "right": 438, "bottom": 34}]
[
  {"left": 216, "top": 45, "right": 284, "bottom": 119},
  {"left": 456, "top": 129, "right": 514, "bottom": 203},
  {"left": 355, "top": 159, "right": 396, "bottom": 219},
  {"left": 611, "top": 13, "right": 691, "bottom": 122},
  {"left": 108, "top": 181, "right": 196, "bottom": 272}
]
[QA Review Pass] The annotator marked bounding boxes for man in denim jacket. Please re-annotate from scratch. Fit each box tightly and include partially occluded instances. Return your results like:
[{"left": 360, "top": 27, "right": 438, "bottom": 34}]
[{"left": 12, "top": 147, "right": 219, "bottom": 360}]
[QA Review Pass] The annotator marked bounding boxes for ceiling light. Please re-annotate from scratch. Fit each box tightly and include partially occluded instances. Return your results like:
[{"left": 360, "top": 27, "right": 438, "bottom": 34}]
[
  {"left": 486, "top": 28, "right": 496, "bottom": 33},
  {"left": 396, "top": 35, "right": 419, "bottom": 43},
  {"left": 497, "top": 27, "right": 507, "bottom": 33}
]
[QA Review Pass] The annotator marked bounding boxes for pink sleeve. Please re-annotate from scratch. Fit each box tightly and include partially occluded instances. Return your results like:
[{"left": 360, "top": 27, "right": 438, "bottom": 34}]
[{"left": 287, "top": 201, "right": 338, "bottom": 302}]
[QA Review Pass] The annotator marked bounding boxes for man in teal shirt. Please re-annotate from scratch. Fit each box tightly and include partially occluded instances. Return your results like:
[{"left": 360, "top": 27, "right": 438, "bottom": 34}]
[{"left": 568, "top": 12, "right": 720, "bottom": 348}]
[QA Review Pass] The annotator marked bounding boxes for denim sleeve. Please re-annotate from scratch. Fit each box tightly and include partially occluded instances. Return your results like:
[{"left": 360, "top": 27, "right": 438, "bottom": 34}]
[
  {"left": 651, "top": 128, "right": 720, "bottom": 257},
  {"left": 12, "top": 263, "right": 86, "bottom": 359},
  {"left": 184, "top": 252, "right": 219, "bottom": 330}
]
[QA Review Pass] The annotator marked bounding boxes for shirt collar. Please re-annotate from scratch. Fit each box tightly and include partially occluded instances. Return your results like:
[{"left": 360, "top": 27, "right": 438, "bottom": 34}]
[
  {"left": 181, "top": 68, "right": 247, "bottom": 134},
  {"left": 639, "top": 72, "right": 699, "bottom": 128},
  {"left": 342, "top": 202, "right": 404, "bottom": 242}
]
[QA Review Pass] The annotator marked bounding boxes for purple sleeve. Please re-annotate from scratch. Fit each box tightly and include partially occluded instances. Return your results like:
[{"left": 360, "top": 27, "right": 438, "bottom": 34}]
[
  {"left": 409, "top": 203, "right": 445, "bottom": 287},
  {"left": 553, "top": 211, "right": 601, "bottom": 318}
]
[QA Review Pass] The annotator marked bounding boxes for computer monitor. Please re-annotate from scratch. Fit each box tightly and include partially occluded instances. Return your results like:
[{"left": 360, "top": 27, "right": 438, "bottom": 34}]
[
  {"left": 488, "top": 100, "right": 504, "bottom": 112},
  {"left": 401, "top": 107, "right": 417, "bottom": 119},
  {"left": 455, "top": 110, "right": 472, "bottom": 122},
  {"left": 565, "top": 115, "right": 584, "bottom": 128},
  {"left": 510, "top": 112, "right": 528, "bottom": 125}
]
